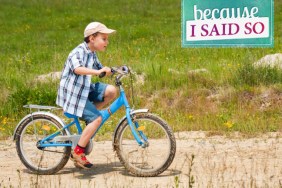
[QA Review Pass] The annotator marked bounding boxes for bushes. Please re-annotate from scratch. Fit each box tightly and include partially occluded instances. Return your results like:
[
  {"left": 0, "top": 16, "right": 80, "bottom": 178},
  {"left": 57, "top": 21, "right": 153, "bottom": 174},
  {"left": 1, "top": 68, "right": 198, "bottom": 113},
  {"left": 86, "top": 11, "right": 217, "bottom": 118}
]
[
  {"left": 1, "top": 82, "right": 57, "bottom": 117},
  {"left": 232, "top": 62, "right": 282, "bottom": 87}
]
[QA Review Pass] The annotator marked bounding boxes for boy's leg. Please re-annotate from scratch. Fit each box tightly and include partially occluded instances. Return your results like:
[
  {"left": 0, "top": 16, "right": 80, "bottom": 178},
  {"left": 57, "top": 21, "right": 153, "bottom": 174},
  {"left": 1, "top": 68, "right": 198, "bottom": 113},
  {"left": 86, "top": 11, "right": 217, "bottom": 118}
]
[
  {"left": 92, "top": 84, "right": 117, "bottom": 109},
  {"left": 72, "top": 116, "right": 102, "bottom": 169},
  {"left": 72, "top": 99, "right": 102, "bottom": 169},
  {"left": 77, "top": 116, "right": 102, "bottom": 147},
  {"left": 72, "top": 83, "right": 117, "bottom": 169}
]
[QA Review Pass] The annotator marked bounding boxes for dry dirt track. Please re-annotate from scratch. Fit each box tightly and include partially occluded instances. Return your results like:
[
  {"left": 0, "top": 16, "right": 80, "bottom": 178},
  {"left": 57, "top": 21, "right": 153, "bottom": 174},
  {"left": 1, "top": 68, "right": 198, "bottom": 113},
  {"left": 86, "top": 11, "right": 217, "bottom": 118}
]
[{"left": 0, "top": 131, "right": 281, "bottom": 188}]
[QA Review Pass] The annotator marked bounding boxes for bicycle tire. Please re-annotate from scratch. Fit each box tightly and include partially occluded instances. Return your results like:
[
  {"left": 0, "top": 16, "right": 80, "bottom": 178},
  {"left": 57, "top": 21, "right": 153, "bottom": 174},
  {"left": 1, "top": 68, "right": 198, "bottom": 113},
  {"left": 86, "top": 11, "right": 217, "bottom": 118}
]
[
  {"left": 114, "top": 113, "right": 176, "bottom": 177},
  {"left": 15, "top": 114, "right": 71, "bottom": 175}
]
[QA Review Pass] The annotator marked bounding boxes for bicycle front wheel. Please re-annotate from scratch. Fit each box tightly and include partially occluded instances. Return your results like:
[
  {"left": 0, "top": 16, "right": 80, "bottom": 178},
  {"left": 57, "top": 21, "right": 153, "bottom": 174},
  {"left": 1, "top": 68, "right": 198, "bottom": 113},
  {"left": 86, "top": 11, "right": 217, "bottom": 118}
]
[
  {"left": 114, "top": 113, "right": 176, "bottom": 177},
  {"left": 15, "top": 114, "right": 71, "bottom": 174}
]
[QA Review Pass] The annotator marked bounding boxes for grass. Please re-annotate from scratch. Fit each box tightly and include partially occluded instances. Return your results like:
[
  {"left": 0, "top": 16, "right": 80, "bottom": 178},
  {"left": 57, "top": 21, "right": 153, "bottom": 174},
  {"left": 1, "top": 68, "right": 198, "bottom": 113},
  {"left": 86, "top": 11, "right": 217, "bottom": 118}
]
[{"left": 0, "top": 0, "right": 282, "bottom": 138}]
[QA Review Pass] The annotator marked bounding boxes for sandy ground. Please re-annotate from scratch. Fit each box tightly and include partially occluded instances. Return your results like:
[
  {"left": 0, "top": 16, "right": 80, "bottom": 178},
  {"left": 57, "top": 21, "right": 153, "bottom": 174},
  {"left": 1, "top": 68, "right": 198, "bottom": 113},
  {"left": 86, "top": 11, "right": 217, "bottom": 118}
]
[{"left": 0, "top": 131, "right": 281, "bottom": 188}]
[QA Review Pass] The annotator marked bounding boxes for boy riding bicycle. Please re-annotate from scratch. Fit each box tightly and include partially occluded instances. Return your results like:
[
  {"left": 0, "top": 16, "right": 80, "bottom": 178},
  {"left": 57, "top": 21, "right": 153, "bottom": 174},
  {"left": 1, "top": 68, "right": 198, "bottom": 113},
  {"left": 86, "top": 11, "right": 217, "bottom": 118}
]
[{"left": 56, "top": 22, "right": 117, "bottom": 169}]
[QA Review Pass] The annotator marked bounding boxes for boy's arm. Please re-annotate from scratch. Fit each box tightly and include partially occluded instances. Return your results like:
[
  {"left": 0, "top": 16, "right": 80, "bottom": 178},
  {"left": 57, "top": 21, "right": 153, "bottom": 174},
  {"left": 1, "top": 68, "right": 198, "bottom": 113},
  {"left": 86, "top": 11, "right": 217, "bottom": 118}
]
[
  {"left": 69, "top": 48, "right": 112, "bottom": 76},
  {"left": 74, "top": 66, "right": 112, "bottom": 76}
]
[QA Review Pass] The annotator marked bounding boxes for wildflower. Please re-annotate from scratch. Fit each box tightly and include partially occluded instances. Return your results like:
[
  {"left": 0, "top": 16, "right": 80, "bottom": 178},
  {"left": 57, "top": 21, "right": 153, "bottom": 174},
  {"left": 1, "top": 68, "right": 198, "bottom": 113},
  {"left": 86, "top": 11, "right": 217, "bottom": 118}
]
[
  {"left": 1, "top": 117, "right": 8, "bottom": 125},
  {"left": 224, "top": 121, "right": 234, "bottom": 128},
  {"left": 188, "top": 115, "right": 194, "bottom": 120}
]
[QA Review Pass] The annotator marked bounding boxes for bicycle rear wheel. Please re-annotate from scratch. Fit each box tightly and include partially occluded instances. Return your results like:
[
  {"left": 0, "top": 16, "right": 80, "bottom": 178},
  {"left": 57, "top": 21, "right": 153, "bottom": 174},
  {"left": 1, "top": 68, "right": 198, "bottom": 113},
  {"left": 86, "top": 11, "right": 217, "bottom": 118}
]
[
  {"left": 114, "top": 113, "right": 176, "bottom": 177},
  {"left": 15, "top": 114, "right": 71, "bottom": 174}
]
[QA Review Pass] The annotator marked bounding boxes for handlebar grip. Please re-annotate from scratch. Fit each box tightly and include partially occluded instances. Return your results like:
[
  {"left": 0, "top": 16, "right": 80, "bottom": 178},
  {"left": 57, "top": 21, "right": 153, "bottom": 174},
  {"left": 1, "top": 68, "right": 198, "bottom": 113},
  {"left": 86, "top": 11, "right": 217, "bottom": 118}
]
[
  {"left": 122, "top": 66, "right": 129, "bottom": 72},
  {"left": 99, "top": 72, "right": 106, "bottom": 78}
]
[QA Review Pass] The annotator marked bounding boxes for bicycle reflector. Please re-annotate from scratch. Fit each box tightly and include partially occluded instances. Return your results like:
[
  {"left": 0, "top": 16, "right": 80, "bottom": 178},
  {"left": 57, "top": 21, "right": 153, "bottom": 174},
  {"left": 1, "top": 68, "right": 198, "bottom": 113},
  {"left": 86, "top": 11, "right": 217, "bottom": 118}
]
[
  {"left": 42, "top": 124, "right": 51, "bottom": 131},
  {"left": 137, "top": 126, "right": 145, "bottom": 131}
]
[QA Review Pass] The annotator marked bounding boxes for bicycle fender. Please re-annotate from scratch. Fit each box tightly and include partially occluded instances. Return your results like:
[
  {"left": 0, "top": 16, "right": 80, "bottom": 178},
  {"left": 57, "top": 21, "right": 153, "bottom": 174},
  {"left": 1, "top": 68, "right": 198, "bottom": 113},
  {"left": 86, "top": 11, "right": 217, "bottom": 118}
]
[
  {"left": 13, "top": 111, "right": 69, "bottom": 141},
  {"left": 112, "top": 109, "right": 149, "bottom": 149}
]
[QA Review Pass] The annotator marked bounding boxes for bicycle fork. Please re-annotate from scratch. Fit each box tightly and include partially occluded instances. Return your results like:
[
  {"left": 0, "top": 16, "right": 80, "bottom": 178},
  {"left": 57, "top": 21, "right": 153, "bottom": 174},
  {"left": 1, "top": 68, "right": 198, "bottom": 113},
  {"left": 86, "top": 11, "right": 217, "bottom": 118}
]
[
  {"left": 125, "top": 109, "right": 149, "bottom": 148},
  {"left": 98, "top": 86, "right": 149, "bottom": 148}
]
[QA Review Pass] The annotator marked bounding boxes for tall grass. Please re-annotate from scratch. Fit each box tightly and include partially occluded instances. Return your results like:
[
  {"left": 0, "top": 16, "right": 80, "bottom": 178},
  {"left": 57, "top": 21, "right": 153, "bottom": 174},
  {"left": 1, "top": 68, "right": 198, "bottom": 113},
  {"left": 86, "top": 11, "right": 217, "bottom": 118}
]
[
  {"left": 0, "top": 0, "right": 282, "bottom": 137},
  {"left": 233, "top": 62, "right": 282, "bottom": 86}
]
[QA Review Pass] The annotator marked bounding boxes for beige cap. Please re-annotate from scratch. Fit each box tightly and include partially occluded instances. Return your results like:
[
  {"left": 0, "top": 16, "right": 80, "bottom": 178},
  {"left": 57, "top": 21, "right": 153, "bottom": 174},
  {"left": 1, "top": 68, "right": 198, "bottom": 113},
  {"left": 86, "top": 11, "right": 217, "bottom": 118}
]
[{"left": 84, "top": 22, "right": 116, "bottom": 37}]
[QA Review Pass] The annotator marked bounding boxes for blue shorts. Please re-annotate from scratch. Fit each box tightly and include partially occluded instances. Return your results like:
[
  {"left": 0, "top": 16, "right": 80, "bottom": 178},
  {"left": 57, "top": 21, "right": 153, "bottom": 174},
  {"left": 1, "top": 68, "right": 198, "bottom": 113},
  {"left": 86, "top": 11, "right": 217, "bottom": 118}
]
[{"left": 81, "top": 82, "right": 108, "bottom": 125}]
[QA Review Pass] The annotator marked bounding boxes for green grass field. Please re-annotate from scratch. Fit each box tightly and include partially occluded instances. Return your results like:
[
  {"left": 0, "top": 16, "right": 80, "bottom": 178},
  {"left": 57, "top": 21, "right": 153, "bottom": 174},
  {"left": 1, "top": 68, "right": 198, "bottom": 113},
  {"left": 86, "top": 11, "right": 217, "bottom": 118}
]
[{"left": 0, "top": 0, "right": 282, "bottom": 138}]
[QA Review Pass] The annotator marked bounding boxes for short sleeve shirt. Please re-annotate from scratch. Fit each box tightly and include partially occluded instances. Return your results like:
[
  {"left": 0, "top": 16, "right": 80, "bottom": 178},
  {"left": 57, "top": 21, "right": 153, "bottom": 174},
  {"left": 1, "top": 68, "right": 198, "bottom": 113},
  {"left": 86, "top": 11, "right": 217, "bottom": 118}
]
[{"left": 56, "top": 42, "right": 103, "bottom": 117}]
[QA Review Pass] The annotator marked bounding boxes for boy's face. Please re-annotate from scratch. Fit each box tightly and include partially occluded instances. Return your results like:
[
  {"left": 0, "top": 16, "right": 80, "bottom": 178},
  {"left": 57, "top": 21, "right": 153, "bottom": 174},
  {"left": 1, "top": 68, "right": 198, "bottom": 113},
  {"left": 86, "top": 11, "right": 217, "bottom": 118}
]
[{"left": 89, "top": 33, "right": 109, "bottom": 52}]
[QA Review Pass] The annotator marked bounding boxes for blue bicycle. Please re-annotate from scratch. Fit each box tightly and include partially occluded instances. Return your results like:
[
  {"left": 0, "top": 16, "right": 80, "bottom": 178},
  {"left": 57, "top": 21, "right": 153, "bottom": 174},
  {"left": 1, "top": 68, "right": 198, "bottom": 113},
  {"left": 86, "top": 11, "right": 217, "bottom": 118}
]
[{"left": 13, "top": 66, "right": 176, "bottom": 177}]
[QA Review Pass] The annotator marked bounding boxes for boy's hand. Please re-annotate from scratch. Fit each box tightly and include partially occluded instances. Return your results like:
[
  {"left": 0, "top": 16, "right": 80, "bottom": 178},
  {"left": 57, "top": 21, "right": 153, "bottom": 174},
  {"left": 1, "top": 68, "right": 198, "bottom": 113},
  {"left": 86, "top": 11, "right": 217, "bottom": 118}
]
[{"left": 100, "top": 66, "right": 112, "bottom": 76}]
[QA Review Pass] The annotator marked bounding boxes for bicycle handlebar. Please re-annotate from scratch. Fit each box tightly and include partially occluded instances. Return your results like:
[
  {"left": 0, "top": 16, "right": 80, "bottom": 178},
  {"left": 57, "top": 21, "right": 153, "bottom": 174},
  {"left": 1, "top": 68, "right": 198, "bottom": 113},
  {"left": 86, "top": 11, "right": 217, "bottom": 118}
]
[
  {"left": 112, "top": 66, "right": 129, "bottom": 75},
  {"left": 99, "top": 66, "right": 130, "bottom": 78},
  {"left": 98, "top": 67, "right": 115, "bottom": 78}
]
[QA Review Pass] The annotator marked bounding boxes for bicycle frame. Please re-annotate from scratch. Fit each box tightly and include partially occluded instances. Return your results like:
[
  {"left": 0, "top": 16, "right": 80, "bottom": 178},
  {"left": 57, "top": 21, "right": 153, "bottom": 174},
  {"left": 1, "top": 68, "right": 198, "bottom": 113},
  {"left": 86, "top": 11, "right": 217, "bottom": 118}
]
[{"left": 38, "top": 85, "right": 147, "bottom": 148}]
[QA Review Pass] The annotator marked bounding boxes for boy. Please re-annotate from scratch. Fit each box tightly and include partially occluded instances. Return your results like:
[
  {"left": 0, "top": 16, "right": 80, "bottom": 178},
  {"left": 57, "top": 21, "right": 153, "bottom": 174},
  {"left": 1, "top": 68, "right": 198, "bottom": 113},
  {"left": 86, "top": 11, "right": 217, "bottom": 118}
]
[{"left": 56, "top": 22, "right": 117, "bottom": 169}]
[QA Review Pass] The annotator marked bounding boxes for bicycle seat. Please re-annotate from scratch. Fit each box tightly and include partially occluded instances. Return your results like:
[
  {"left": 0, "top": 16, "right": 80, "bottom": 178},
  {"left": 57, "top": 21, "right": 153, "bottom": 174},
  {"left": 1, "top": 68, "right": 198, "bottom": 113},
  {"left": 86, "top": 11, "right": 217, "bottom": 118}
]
[{"left": 64, "top": 112, "right": 78, "bottom": 119}]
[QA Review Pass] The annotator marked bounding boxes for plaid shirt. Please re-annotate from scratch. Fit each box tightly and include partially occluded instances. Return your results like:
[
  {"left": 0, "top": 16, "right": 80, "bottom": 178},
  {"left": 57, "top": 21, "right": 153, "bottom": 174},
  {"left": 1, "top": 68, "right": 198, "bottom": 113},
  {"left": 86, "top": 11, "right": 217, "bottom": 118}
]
[{"left": 56, "top": 42, "right": 103, "bottom": 117}]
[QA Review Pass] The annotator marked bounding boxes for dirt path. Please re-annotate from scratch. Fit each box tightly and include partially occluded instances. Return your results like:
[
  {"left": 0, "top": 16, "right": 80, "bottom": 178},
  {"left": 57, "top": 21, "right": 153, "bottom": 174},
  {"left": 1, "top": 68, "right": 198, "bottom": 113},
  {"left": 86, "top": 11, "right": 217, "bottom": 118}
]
[{"left": 0, "top": 131, "right": 281, "bottom": 187}]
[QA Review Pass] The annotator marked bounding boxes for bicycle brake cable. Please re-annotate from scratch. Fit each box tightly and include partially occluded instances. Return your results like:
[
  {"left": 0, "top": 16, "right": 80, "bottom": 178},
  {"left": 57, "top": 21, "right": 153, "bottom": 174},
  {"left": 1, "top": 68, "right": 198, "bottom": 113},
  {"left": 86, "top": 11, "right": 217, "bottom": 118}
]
[{"left": 129, "top": 71, "right": 135, "bottom": 109}]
